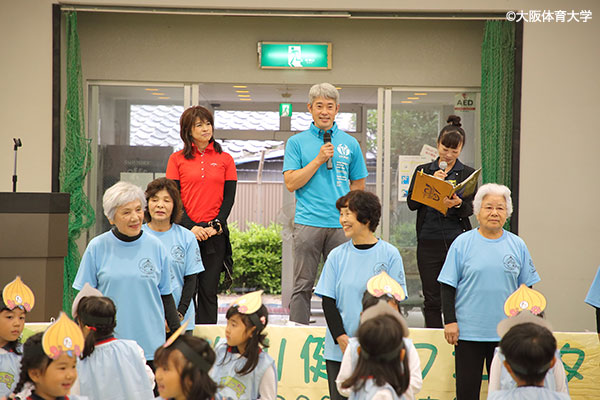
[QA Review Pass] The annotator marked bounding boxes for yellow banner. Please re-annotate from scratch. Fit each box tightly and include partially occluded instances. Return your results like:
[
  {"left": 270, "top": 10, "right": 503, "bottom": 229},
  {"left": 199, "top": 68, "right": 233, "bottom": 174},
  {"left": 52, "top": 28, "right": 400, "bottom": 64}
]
[{"left": 24, "top": 325, "right": 600, "bottom": 400}]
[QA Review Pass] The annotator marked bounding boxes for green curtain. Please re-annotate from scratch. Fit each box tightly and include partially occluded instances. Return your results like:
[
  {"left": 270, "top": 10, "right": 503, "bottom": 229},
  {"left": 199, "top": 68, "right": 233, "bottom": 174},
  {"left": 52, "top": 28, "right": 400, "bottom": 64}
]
[
  {"left": 480, "top": 20, "right": 515, "bottom": 187},
  {"left": 61, "top": 11, "right": 95, "bottom": 315}
]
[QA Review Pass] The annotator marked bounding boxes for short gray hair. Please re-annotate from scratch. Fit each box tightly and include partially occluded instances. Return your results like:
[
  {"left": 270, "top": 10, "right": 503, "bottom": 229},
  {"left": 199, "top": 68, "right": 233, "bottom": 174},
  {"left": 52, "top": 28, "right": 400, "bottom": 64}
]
[
  {"left": 102, "top": 181, "right": 147, "bottom": 221},
  {"left": 308, "top": 83, "right": 339, "bottom": 105},
  {"left": 473, "top": 183, "right": 513, "bottom": 217}
]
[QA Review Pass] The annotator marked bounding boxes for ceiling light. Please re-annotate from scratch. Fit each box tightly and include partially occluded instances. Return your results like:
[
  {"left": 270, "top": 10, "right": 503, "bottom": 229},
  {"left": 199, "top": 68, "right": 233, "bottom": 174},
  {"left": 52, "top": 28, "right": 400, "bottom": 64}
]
[
  {"left": 158, "top": 97, "right": 170, "bottom": 99},
  {"left": 145, "top": 88, "right": 159, "bottom": 91},
  {"left": 414, "top": 92, "right": 427, "bottom": 95},
  {"left": 233, "top": 85, "right": 248, "bottom": 88},
  {"left": 236, "top": 90, "right": 250, "bottom": 93},
  {"left": 407, "top": 97, "right": 419, "bottom": 100},
  {"left": 240, "top": 98, "right": 252, "bottom": 101},
  {"left": 151, "top": 92, "right": 165, "bottom": 96},
  {"left": 336, "top": 87, "right": 342, "bottom": 90},
  {"left": 238, "top": 94, "right": 250, "bottom": 97},
  {"left": 401, "top": 101, "right": 412, "bottom": 104}
]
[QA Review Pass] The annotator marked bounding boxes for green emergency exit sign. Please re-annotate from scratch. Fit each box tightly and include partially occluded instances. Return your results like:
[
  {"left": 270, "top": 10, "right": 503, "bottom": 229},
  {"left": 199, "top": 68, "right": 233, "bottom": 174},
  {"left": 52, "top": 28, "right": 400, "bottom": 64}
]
[
  {"left": 279, "top": 103, "right": 292, "bottom": 117},
  {"left": 258, "top": 42, "right": 332, "bottom": 70}
]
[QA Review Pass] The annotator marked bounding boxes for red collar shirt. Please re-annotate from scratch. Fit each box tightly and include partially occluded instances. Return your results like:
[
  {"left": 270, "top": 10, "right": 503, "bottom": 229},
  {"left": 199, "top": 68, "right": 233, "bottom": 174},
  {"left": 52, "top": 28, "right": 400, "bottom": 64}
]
[{"left": 166, "top": 142, "right": 237, "bottom": 222}]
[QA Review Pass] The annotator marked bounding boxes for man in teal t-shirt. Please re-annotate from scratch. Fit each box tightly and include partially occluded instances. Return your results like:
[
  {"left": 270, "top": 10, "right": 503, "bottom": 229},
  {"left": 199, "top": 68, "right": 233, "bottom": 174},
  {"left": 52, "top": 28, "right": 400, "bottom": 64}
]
[{"left": 283, "top": 83, "right": 368, "bottom": 324}]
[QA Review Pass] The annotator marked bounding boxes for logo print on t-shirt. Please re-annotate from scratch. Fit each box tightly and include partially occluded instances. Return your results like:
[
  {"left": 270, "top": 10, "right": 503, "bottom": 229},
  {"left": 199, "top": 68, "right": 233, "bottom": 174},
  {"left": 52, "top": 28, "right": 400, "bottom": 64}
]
[
  {"left": 138, "top": 258, "right": 156, "bottom": 276},
  {"left": 529, "top": 259, "right": 536, "bottom": 274},
  {"left": 195, "top": 247, "right": 202, "bottom": 264},
  {"left": 337, "top": 143, "right": 350, "bottom": 157},
  {"left": 220, "top": 376, "right": 246, "bottom": 398},
  {"left": 373, "top": 262, "right": 389, "bottom": 275},
  {"left": 503, "top": 255, "right": 519, "bottom": 272},
  {"left": 0, "top": 371, "right": 15, "bottom": 389},
  {"left": 171, "top": 245, "right": 185, "bottom": 262}
]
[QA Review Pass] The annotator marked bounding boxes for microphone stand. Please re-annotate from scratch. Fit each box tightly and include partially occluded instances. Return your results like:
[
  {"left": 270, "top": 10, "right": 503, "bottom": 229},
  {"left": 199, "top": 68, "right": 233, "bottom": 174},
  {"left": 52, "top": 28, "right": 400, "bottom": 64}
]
[{"left": 12, "top": 138, "right": 22, "bottom": 192}]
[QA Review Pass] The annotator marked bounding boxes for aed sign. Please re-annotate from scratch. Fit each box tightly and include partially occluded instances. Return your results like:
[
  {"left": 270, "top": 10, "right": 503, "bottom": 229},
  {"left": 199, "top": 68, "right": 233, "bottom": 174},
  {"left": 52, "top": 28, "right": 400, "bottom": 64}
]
[
  {"left": 454, "top": 93, "right": 476, "bottom": 111},
  {"left": 258, "top": 42, "right": 332, "bottom": 70}
]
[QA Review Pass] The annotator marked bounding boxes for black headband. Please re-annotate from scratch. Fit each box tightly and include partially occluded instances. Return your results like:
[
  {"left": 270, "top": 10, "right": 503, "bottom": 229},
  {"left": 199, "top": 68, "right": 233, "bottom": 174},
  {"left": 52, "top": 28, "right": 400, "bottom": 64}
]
[
  {"left": 79, "top": 311, "right": 115, "bottom": 327},
  {"left": 361, "top": 342, "right": 404, "bottom": 362},
  {"left": 172, "top": 338, "right": 212, "bottom": 373},
  {"left": 506, "top": 359, "right": 552, "bottom": 377},
  {"left": 247, "top": 313, "right": 265, "bottom": 333}
]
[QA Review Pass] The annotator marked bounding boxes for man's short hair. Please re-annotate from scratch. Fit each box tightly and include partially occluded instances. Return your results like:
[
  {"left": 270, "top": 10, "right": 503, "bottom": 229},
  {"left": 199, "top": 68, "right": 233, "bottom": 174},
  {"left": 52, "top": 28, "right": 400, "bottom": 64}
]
[
  {"left": 500, "top": 322, "right": 556, "bottom": 386},
  {"left": 308, "top": 83, "right": 339, "bottom": 105}
]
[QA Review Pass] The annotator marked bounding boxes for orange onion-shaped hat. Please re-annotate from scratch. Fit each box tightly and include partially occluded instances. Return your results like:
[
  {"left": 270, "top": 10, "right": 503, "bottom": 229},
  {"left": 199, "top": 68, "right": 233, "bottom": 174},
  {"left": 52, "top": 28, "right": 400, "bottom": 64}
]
[
  {"left": 366, "top": 271, "right": 406, "bottom": 302},
  {"left": 42, "top": 312, "right": 85, "bottom": 359},
  {"left": 161, "top": 321, "right": 212, "bottom": 372},
  {"left": 2, "top": 276, "right": 35, "bottom": 312},
  {"left": 229, "top": 290, "right": 266, "bottom": 331},
  {"left": 503, "top": 284, "right": 547, "bottom": 317},
  {"left": 71, "top": 283, "right": 104, "bottom": 319},
  {"left": 230, "top": 290, "right": 264, "bottom": 314}
]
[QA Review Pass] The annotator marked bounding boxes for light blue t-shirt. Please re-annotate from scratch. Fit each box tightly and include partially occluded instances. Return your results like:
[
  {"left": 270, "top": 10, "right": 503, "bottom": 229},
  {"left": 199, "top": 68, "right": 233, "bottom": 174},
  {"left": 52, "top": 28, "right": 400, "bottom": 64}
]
[
  {"left": 314, "top": 240, "right": 406, "bottom": 362},
  {"left": 210, "top": 339, "right": 277, "bottom": 400},
  {"left": 0, "top": 348, "right": 21, "bottom": 397},
  {"left": 487, "top": 386, "right": 570, "bottom": 400},
  {"left": 73, "top": 231, "right": 172, "bottom": 360},
  {"left": 349, "top": 378, "right": 406, "bottom": 400},
  {"left": 142, "top": 224, "right": 204, "bottom": 331},
  {"left": 438, "top": 229, "right": 541, "bottom": 341},
  {"left": 282, "top": 122, "right": 368, "bottom": 228},
  {"left": 77, "top": 338, "right": 154, "bottom": 400},
  {"left": 493, "top": 348, "right": 566, "bottom": 392},
  {"left": 585, "top": 266, "right": 600, "bottom": 308}
]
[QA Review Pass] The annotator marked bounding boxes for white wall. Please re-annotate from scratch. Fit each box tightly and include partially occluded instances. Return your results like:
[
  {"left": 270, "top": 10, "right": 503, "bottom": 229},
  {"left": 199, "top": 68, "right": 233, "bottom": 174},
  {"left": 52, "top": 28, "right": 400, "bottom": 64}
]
[
  {"left": 0, "top": 0, "right": 54, "bottom": 192},
  {"left": 76, "top": 13, "right": 483, "bottom": 87},
  {"left": 1, "top": 0, "right": 598, "bottom": 332},
  {"left": 519, "top": 0, "right": 599, "bottom": 331}
]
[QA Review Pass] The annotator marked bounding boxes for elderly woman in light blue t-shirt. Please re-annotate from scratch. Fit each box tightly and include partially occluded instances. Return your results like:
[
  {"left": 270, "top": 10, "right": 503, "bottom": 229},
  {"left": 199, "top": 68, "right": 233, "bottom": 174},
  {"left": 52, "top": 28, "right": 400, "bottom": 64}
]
[
  {"left": 314, "top": 190, "right": 407, "bottom": 400},
  {"left": 438, "top": 183, "right": 541, "bottom": 400},
  {"left": 142, "top": 177, "right": 204, "bottom": 335},
  {"left": 73, "top": 181, "right": 180, "bottom": 364}
]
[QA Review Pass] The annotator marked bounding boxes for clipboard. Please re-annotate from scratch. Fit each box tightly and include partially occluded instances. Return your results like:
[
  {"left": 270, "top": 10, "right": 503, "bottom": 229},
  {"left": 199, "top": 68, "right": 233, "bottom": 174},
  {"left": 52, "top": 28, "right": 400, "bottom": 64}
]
[{"left": 410, "top": 168, "right": 481, "bottom": 215}]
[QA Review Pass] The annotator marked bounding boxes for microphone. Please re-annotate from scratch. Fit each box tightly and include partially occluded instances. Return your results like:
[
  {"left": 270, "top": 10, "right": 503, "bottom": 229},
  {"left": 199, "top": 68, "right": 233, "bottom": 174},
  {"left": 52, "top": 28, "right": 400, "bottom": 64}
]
[
  {"left": 323, "top": 132, "right": 333, "bottom": 170},
  {"left": 439, "top": 161, "right": 448, "bottom": 172}
]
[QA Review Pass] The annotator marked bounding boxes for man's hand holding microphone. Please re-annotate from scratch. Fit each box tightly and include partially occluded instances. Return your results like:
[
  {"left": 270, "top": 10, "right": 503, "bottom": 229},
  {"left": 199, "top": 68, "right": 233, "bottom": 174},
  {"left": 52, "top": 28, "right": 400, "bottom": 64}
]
[{"left": 318, "top": 131, "right": 334, "bottom": 170}]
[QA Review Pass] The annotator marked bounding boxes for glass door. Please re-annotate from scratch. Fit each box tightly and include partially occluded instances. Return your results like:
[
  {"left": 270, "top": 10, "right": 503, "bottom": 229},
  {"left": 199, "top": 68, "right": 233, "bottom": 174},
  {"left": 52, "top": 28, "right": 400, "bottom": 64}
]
[
  {"left": 378, "top": 88, "right": 481, "bottom": 303},
  {"left": 87, "top": 82, "right": 189, "bottom": 237}
]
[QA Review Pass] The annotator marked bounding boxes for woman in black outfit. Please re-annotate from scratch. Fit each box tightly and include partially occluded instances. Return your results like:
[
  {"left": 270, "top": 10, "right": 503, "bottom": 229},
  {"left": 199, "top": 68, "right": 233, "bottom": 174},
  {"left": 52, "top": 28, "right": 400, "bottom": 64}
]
[{"left": 406, "top": 115, "right": 475, "bottom": 328}]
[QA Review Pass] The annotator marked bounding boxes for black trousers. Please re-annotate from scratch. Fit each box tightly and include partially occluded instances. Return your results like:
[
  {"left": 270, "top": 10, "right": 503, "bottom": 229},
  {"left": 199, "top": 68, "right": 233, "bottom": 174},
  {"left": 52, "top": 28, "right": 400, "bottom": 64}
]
[
  {"left": 195, "top": 233, "right": 226, "bottom": 324},
  {"left": 417, "top": 239, "right": 453, "bottom": 328},
  {"left": 454, "top": 340, "right": 498, "bottom": 400},
  {"left": 325, "top": 360, "right": 347, "bottom": 400}
]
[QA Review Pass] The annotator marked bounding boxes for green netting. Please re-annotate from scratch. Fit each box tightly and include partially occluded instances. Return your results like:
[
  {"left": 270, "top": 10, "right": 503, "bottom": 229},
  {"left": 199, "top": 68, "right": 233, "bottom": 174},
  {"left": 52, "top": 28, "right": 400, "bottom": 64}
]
[
  {"left": 61, "top": 11, "right": 95, "bottom": 315},
  {"left": 481, "top": 20, "right": 515, "bottom": 187}
]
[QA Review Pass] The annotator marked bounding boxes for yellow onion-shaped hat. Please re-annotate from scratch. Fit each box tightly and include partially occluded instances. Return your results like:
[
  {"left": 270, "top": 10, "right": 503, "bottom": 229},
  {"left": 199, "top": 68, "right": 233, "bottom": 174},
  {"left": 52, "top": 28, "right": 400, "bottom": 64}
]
[
  {"left": 42, "top": 312, "right": 85, "bottom": 359},
  {"left": 366, "top": 271, "right": 406, "bottom": 302},
  {"left": 2, "top": 276, "right": 35, "bottom": 312},
  {"left": 230, "top": 290, "right": 263, "bottom": 314},
  {"left": 504, "top": 284, "right": 547, "bottom": 317}
]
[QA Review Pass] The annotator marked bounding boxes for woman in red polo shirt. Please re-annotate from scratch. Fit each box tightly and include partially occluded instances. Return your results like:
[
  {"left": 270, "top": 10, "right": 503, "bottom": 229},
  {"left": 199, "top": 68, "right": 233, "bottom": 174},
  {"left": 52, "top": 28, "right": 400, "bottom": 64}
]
[{"left": 166, "top": 105, "right": 237, "bottom": 324}]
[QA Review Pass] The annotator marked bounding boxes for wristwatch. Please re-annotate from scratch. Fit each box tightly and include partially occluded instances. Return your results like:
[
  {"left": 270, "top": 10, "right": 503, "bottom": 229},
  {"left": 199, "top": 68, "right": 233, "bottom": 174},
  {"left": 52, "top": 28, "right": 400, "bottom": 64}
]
[{"left": 210, "top": 219, "right": 223, "bottom": 234}]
